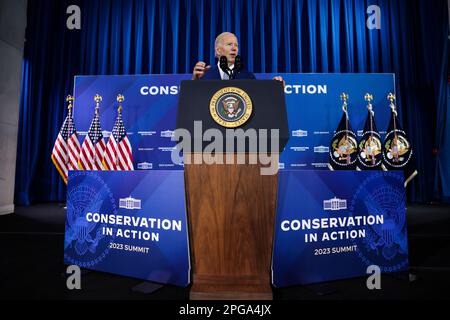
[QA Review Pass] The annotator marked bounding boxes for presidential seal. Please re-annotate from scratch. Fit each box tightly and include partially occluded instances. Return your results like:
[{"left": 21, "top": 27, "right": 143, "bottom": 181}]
[
  {"left": 330, "top": 130, "right": 358, "bottom": 167},
  {"left": 383, "top": 129, "right": 412, "bottom": 168},
  {"left": 209, "top": 87, "right": 253, "bottom": 128},
  {"left": 64, "top": 171, "right": 117, "bottom": 268},
  {"left": 358, "top": 132, "right": 383, "bottom": 168},
  {"left": 347, "top": 172, "right": 409, "bottom": 272}
]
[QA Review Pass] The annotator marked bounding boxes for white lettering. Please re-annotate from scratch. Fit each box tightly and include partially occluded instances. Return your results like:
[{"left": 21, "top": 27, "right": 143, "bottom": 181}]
[
  {"left": 284, "top": 84, "right": 327, "bottom": 95},
  {"left": 140, "top": 85, "right": 179, "bottom": 96}
]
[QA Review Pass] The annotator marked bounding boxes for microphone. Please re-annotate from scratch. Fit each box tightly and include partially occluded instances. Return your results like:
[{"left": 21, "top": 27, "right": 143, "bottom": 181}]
[
  {"left": 231, "top": 55, "right": 242, "bottom": 80},
  {"left": 234, "top": 55, "right": 242, "bottom": 72},
  {"left": 219, "top": 56, "right": 230, "bottom": 78}
]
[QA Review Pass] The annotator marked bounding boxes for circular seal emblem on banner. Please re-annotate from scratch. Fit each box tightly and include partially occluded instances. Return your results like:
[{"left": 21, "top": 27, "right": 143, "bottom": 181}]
[
  {"left": 64, "top": 171, "right": 117, "bottom": 268},
  {"left": 347, "top": 172, "right": 409, "bottom": 272},
  {"left": 209, "top": 87, "right": 253, "bottom": 128},
  {"left": 358, "top": 131, "right": 383, "bottom": 168},
  {"left": 330, "top": 130, "right": 358, "bottom": 167},
  {"left": 382, "top": 129, "right": 413, "bottom": 168}
]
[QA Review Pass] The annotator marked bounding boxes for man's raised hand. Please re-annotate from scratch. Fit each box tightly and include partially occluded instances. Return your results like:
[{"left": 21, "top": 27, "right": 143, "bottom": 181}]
[{"left": 192, "top": 61, "right": 211, "bottom": 80}]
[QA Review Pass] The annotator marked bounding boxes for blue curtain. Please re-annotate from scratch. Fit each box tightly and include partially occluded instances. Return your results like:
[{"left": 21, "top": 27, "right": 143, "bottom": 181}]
[
  {"left": 16, "top": 0, "right": 449, "bottom": 204},
  {"left": 435, "top": 80, "right": 450, "bottom": 202}
]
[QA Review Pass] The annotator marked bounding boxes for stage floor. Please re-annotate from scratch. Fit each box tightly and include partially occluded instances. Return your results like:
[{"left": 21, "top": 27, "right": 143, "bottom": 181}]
[{"left": 0, "top": 203, "right": 449, "bottom": 300}]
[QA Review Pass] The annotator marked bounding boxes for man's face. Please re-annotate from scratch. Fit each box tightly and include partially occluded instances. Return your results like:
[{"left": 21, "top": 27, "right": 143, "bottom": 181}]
[{"left": 216, "top": 34, "right": 239, "bottom": 65}]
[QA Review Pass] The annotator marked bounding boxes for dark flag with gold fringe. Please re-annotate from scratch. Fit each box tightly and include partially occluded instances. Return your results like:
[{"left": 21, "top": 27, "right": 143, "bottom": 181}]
[
  {"left": 328, "top": 93, "right": 358, "bottom": 170},
  {"left": 357, "top": 94, "right": 383, "bottom": 170},
  {"left": 382, "top": 93, "right": 418, "bottom": 187}
]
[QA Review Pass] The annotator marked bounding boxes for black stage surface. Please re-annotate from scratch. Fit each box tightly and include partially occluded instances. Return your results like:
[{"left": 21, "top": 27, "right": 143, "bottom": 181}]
[{"left": 0, "top": 203, "right": 449, "bottom": 300}]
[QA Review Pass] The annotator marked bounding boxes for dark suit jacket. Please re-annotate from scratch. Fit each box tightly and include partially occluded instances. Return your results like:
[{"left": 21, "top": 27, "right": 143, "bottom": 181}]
[{"left": 201, "top": 65, "right": 256, "bottom": 80}]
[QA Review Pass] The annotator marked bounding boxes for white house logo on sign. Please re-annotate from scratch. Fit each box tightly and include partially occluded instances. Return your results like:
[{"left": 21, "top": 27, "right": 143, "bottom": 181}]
[
  {"left": 161, "top": 130, "right": 174, "bottom": 138},
  {"left": 292, "top": 129, "right": 308, "bottom": 137},
  {"left": 314, "top": 146, "right": 329, "bottom": 153},
  {"left": 137, "top": 162, "right": 153, "bottom": 170},
  {"left": 119, "top": 196, "right": 142, "bottom": 210},
  {"left": 323, "top": 197, "right": 348, "bottom": 211}
]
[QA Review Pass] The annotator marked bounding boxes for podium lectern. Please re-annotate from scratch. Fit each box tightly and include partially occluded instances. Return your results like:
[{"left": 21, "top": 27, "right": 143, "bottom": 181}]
[{"left": 176, "top": 80, "right": 288, "bottom": 300}]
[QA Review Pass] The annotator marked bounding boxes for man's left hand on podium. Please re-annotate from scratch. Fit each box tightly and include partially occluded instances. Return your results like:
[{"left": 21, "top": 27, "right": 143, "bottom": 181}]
[{"left": 273, "top": 76, "right": 286, "bottom": 88}]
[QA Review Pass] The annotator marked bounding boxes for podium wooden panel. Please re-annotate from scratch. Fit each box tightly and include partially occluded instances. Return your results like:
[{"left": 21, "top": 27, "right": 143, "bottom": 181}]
[{"left": 184, "top": 153, "right": 278, "bottom": 300}]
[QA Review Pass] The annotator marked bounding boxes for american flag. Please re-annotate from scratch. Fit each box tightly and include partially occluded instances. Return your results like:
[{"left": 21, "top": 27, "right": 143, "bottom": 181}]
[
  {"left": 104, "top": 112, "right": 134, "bottom": 170},
  {"left": 78, "top": 111, "right": 106, "bottom": 170},
  {"left": 51, "top": 107, "right": 80, "bottom": 184}
]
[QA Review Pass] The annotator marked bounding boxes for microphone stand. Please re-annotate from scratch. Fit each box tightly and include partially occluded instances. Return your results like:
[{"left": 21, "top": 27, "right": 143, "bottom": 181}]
[
  {"left": 219, "top": 56, "right": 241, "bottom": 80},
  {"left": 232, "top": 56, "right": 242, "bottom": 80},
  {"left": 226, "top": 68, "right": 234, "bottom": 80}
]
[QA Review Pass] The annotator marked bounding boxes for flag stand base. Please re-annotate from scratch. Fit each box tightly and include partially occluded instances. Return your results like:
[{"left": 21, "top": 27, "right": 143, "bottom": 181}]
[
  {"left": 304, "top": 283, "right": 338, "bottom": 296},
  {"left": 385, "top": 270, "right": 418, "bottom": 283},
  {"left": 132, "top": 281, "right": 163, "bottom": 294}
]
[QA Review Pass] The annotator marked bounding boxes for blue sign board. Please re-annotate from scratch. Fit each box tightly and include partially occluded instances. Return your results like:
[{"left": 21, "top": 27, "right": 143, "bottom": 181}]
[
  {"left": 73, "top": 74, "right": 191, "bottom": 170},
  {"left": 272, "top": 170, "right": 409, "bottom": 287},
  {"left": 70, "top": 73, "right": 402, "bottom": 286},
  {"left": 73, "top": 73, "right": 395, "bottom": 170},
  {"left": 259, "top": 73, "right": 395, "bottom": 169},
  {"left": 64, "top": 170, "right": 190, "bottom": 286}
]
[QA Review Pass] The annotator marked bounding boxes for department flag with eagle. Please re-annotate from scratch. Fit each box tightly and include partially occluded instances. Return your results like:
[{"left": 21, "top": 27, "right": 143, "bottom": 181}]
[
  {"left": 357, "top": 94, "right": 383, "bottom": 170},
  {"left": 382, "top": 93, "right": 418, "bottom": 187},
  {"left": 328, "top": 93, "right": 358, "bottom": 170}
]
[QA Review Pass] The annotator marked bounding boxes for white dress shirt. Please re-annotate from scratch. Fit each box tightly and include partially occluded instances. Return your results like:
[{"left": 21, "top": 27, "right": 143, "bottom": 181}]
[{"left": 217, "top": 61, "right": 234, "bottom": 80}]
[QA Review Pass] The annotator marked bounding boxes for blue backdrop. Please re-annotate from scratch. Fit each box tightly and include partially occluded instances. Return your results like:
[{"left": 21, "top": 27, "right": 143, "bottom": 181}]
[
  {"left": 16, "top": 0, "right": 449, "bottom": 204},
  {"left": 72, "top": 73, "right": 395, "bottom": 170},
  {"left": 272, "top": 170, "right": 408, "bottom": 286},
  {"left": 65, "top": 170, "right": 190, "bottom": 285}
]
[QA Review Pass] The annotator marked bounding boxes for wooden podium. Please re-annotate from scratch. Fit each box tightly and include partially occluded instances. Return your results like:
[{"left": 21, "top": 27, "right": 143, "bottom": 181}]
[
  {"left": 177, "top": 80, "right": 288, "bottom": 300},
  {"left": 184, "top": 153, "right": 278, "bottom": 300}
]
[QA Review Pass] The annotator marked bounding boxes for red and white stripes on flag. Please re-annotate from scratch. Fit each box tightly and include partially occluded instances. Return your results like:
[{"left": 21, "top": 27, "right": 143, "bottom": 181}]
[
  {"left": 104, "top": 113, "right": 134, "bottom": 170},
  {"left": 78, "top": 112, "right": 106, "bottom": 170},
  {"left": 51, "top": 108, "right": 80, "bottom": 184}
]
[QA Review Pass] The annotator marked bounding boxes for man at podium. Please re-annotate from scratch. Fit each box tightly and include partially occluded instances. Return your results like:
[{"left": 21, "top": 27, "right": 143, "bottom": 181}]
[{"left": 192, "top": 32, "right": 284, "bottom": 83}]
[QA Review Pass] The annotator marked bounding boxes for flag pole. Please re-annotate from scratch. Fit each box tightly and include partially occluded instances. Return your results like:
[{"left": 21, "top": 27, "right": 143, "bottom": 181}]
[
  {"left": 364, "top": 93, "right": 375, "bottom": 166},
  {"left": 64, "top": 95, "right": 73, "bottom": 210},
  {"left": 117, "top": 94, "right": 124, "bottom": 114},
  {"left": 94, "top": 94, "right": 101, "bottom": 165},
  {"left": 387, "top": 93, "right": 400, "bottom": 162},
  {"left": 66, "top": 94, "right": 74, "bottom": 114},
  {"left": 94, "top": 93, "right": 102, "bottom": 116},
  {"left": 116, "top": 94, "right": 124, "bottom": 167},
  {"left": 340, "top": 93, "right": 350, "bottom": 165}
]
